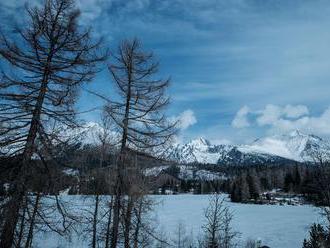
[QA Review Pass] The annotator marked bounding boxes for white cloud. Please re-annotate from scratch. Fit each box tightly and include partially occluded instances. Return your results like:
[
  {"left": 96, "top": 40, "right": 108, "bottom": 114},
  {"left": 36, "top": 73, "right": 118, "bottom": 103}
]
[
  {"left": 76, "top": 0, "right": 110, "bottom": 23},
  {"left": 232, "top": 105, "right": 250, "bottom": 128},
  {"left": 256, "top": 104, "right": 282, "bottom": 126},
  {"left": 256, "top": 104, "right": 309, "bottom": 126},
  {"left": 270, "top": 107, "right": 330, "bottom": 136},
  {"left": 283, "top": 104, "right": 309, "bottom": 118},
  {"left": 173, "top": 109, "right": 197, "bottom": 130},
  {"left": 237, "top": 104, "right": 330, "bottom": 137}
]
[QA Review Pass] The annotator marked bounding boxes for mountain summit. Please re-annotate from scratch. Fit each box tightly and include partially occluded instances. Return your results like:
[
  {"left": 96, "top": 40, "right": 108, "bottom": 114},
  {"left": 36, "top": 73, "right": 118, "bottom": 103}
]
[{"left": 164, "top": 131, "right": 330, "bottom": 165}]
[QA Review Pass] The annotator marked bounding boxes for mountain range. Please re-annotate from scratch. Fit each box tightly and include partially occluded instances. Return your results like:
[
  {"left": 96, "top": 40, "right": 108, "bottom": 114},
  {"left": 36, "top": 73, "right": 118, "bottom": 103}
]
[
  {"left": 163, "top": 130, "right": 330, "bottom": 166},
  {"left": 81, "top": 123, "right": 330, "bottom": 166}
]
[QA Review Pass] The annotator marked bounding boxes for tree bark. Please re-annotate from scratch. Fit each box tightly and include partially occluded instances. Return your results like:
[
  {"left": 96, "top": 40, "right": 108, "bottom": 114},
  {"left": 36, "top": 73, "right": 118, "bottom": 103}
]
[
  {"left": 104, "top": 196, "right": 113, "bottom": 248},
  {"left": 24, "top": 193, "right": 41, "bottom": 248},
  {"left": 124, "top": 197, "right": 134, "bottom": 248},
  {"left": 0, "top": 193, "right": 23, "bottom": 248},
  {"left": 133, "top": 199, "right": 143, "bottom": 248},
  {"left": 0, "top": 50, "right": 52, "bottom": 248},
  {"left": 17, "top": 195, "right": 28, "bottom": 248},
  {"left": 110, "top": 174, "right": 122, "bottom": 248},
  {"left": 92, "top": 194, "right": 99, "bottom": 248}
]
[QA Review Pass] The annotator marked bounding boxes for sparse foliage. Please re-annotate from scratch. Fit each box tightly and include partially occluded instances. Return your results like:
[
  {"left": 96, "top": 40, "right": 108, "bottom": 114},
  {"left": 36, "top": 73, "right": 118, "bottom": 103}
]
[{"left": 0, "top": 0, "right": 106, "bottom": 246}]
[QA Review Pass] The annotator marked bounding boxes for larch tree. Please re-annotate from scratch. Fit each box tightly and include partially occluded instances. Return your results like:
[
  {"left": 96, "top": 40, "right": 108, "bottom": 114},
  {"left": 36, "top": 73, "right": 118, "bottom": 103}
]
[
  {"left": 104, "top": 38, "right": 176, "bottom": 248},
  {"left": 0, "top": 0, "right": 106, "bottom": 246}
]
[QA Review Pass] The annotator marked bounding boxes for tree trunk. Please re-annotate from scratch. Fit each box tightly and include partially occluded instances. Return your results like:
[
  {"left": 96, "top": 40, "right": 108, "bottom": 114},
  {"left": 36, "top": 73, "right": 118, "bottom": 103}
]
[
  {"left": 104, "top": 196, "right": 113, "bottom": 248},
  {"left": 0, "top": 193, "right": 23, "bottom": 248},
  {"left": 111, "top": 176, "right": 122, "bottom": 248},
  {"left": 24, "top": 193, "right": 41, "bottom": 248},
  {"left": 120, "top": 58, "right": 132, "bottom": 151},
  {"left": 133, "top": 199, "right": 143, "bottom": 248},
  {"left": 22, "top": 67, "right": 50, "bottom": 164},
  {"left": 124, "top": 196, "right": 134, "bottom": 248},
  {"left": 0, "top": 57, "right": 52, "bottom": 248},
  {"left": 17, "top": 195, "right": 28, "bottom": 248},
  {"left": 92, "top": 194, "right": 99, "bottom": 248}
]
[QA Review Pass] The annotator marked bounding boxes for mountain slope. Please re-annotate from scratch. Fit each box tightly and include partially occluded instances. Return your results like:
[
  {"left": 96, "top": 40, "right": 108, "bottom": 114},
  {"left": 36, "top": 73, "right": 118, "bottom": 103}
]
[
  {"left": 164, "top": 131, "right": 330, "bottom": 165},
  {"left": 249, "top": 130, "right": 330, "bottom": 162}
]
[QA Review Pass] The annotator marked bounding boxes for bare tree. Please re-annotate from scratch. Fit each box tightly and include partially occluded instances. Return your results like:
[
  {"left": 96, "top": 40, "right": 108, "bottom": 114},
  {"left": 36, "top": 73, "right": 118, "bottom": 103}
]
[
  {"left": 202, "top": 194, "right": 238, "bottom": 248},
  {"left": 172, "top": 221, "right": 190, "bottom": 248},
  {"left": 88, "top": 113, "right": 115, "bottom": 248},
  {"left": 244, "top": 239, "right": 258, "bottom": 248},
  {"left": 9, "top": 154, "right": 80, "bottom": 248},
  {"left": 0, "top": 0, "right": 106, "bottom": 246},
  {"left": 105, "top": 38, "right": 176, "bottom": 152},
  {"left": 104, "top": 38, "right": 176, "bottom": 247}
]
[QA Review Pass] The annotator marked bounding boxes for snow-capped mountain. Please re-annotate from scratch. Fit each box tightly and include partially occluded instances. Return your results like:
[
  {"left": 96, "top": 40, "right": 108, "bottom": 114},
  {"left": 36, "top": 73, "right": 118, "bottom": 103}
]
[
  {"left": 164, "top": 137, "right": 226, "bottom": 164},
  {"left": 164, "top": 131, "right": 330, "bottom": 165},
  {"left": 247, "top": 130, "right": 329, "bottom": 162}
]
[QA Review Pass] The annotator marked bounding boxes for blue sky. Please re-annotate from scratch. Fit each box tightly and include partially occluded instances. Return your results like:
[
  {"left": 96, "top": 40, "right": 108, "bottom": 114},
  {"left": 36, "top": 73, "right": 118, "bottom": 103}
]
[{"left": 2, "top": 0, "right": 330, "bottom": 144}]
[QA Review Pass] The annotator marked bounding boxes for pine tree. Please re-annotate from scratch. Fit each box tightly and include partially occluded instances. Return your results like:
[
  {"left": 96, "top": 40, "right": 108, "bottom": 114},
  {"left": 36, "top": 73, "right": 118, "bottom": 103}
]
[
  {"left": 239, "top": 174, "right": 250, "bottom": 203},
  {"left": 303, "top": 223, "right": 328, "bottom": 248},
  {"left": 247, "top": 169, "right": 261, "bottom": 200},
  {"left": 284, "top": 173, "right": 294, "bottom": 192}
]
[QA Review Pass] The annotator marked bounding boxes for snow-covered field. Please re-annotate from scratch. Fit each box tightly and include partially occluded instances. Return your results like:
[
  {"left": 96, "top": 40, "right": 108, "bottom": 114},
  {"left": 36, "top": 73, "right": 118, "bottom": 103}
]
[
  {"left": 35, "top": 194, "right": 323, "bottom": 248},
  {"left": 155, "top": 194, "right": 322, "bottom": 248}
]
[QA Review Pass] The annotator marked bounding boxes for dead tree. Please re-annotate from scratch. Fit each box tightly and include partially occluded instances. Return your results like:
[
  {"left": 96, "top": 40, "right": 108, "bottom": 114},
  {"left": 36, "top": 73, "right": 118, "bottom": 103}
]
[
  {"left": 104, "top": 38, "right": 176, "bottom": 247},
  {"left": 0, "top": 0, "right": 106, "bottom": 246}
]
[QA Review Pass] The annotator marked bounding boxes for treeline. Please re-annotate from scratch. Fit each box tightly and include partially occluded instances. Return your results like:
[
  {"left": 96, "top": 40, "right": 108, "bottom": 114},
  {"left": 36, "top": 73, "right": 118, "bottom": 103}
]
[
  {"left": 226, "top": 163, "right": 330, "bottom": 206},
  {"left": 154, "top": 163, "right": 330, "bottom": 207}
]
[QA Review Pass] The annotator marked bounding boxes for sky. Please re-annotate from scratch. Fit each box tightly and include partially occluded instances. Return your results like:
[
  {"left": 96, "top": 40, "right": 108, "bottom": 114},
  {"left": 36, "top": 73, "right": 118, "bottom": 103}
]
[{"left": 1, "top": 0, "right": 330, "bottom": 144}]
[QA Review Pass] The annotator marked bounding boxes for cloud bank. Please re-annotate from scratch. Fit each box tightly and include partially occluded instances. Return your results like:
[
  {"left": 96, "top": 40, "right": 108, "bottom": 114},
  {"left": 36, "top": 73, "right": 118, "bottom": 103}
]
[{"left": 232, "top": 104, "right": 330, "bottom": 137}]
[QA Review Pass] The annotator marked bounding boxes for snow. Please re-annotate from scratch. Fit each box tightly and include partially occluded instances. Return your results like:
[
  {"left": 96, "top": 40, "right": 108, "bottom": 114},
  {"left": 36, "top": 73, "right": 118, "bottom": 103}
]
[
  {"left": 62, "top": 168, "right": 79, "bottom": 176},
  {"left": 165, "top": 138, "right": 222, "bottom": 164},
  {"left": 33, "top": 195, "right": 322, "bottom": 248},
  {"left": 249, "top": 130, "right": 330, "bottom": 162},
  {"left": 178, "top": 165, "right": 225, "bottom": 180},
  {"left": 144, "top": 165, "right": 170, "bottom": 177},
  {"left": 155, "top": 194, "right": 323, "bottom": 248},
  {"left": 165, "top": 131, "right": 330, "bottom": 165},
  {"left": 144, "top": 165, "right": 225, "bottom": 181},
  {"left": 194, "top": 169, "right": 226, "bottom": 181}
]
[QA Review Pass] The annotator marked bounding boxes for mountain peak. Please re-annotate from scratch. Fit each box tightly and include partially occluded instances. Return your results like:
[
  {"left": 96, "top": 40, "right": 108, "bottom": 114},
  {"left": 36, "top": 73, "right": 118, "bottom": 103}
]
[
  {"left": 164, "top": 131, "right": 329, "bottom": 165},
  {"left": 189, "top": 137, "right": 210, "bottom": 147},
  {"left": 289, "top": 129, "right": 302, "bottom": 137}
]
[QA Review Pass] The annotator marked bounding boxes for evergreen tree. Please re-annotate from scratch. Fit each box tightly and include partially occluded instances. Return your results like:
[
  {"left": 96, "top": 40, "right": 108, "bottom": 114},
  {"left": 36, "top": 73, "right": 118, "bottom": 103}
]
[
  {"left": 239, "top": 174, "right": 250, "bottom": 203},
  {"left": 284, "top": 172, "right": 294, "bottom": 192},
  {"left": 230, "top": 181, "right": 240, "bottom": 203},
  {"left": 303, "top": 223, "right": 329, "bottom": 248},
  {"left": 247, "top": 169, "right": 261, "bottom": 200}
]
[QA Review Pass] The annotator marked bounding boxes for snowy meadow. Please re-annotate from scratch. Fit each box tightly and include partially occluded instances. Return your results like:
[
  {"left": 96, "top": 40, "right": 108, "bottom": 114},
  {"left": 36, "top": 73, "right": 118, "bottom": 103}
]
[{"left": 34, "top": 194, "right": 322, "bottom": 248}]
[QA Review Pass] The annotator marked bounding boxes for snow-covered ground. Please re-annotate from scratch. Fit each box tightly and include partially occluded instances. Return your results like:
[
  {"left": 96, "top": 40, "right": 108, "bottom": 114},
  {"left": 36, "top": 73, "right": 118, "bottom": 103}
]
[
  {"left": 155, "top": 194, "right": 322, "bottom": 248},
  {"left": 34, "top": 194, "right": 323, "bottom": 248},
  {"left": 144, "top": 165, "right": 226, "bottom": 181}
]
